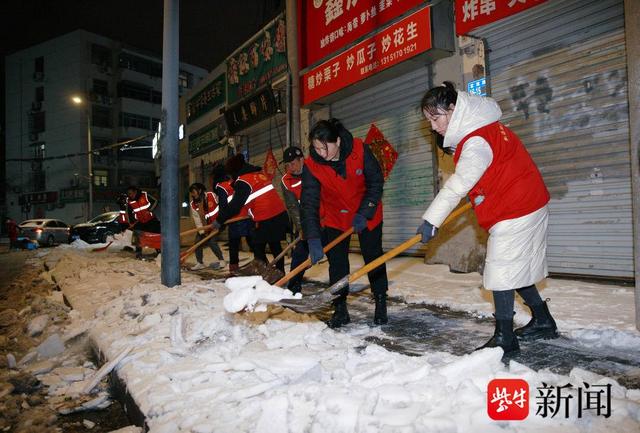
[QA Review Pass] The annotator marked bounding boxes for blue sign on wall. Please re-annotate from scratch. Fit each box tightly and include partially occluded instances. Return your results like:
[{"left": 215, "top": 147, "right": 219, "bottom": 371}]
[{"left": 467, "top": 77, "right": 487, "bottom": 96}]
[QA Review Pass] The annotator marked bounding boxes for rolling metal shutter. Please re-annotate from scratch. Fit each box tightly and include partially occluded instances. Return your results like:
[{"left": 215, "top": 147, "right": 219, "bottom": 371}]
[
  {"left": 475, "top": 0, "right": 632, "bottom": 278},
  {"left": 330, "top": 67, "right": 435, "bottom": 252}
]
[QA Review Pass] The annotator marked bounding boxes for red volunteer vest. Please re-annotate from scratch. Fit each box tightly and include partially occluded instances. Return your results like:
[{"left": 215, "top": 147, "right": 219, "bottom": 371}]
[
  {"left": 454, "top": 122, "right": 549, "bottom": 231},
  {"left": 305, "top": 138, "right": 383, "bottom": 232},
  {"left": 235, "top": 172, "right": 286, "bottom": 222},
  {"left": 281, "top": 172, "right": 302, "bottom": 201},
  {"left": 216, "top": 181, "right": 250, "bottom": 219},
  {"left": 117, "top": 210, "right": 129, "bottom": 225},
  {"left": 190, "top": 191, "right": 218, "bottom": 224},
  {"left": 128, "top": 191, "right": 154, "bottom": 223}
]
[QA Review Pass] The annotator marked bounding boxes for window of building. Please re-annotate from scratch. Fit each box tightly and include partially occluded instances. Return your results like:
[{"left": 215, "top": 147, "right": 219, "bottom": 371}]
[
  {"left": 33, "top": 142, "right": 46, "bottom": 160},
  {"left": 93, "top": 170, "right": 109, "bottom": 187},
  {"left": 152, "top": 90, "right": 162, "bottom": 104},
  {"left": 178, "top": 71, "right": 190, "bottom": 90},
  {"left": 35, "top": 56, "right": 44, "bottom": 73},
  {"left": 120, "top": 112, "right": 150, "bottom": 130},
  {"left": 92, "top": 105, "right": 112, "bottom": 128},
  {"left": 92, "top": 137, "right": 111, "bottom": 156},
  {"left": 35, "top": 87, "right": 44, "bottom": 102},
  {"left": 31, "top": 111, "right": 45, "bottom": 133},
  {"left": 151, "top": 118, "right": 160, "bottom": 131},
  {"left": 118, "top": 81, "right": 152, "bottom": 102},
  {"left": 118, "top": 52, "right": 162, "bottom": 77},
  {"left": 91, "top": 44, "right": 112, "bottom": 68},
  {"left": 119, "top": 139, "right": 152, "bottom": 160},
  {"left": 93, "top": 79, "right": 109, "bottom": 96}
]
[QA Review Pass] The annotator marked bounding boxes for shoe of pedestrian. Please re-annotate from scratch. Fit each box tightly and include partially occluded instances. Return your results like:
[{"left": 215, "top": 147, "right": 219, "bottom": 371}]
[
  {"left": 326, "top": 294, "right": 350, "bottom": 329},
  {"left": 373, "top": 293, "right": 388, "bottom": 325},
  {"left": 515, "top": 300, "right": 558, "bottom": 340},
  {"left": 218, "top": 259, "right": 227, "bottom": 268},
  {"left": 476, "top": 316, "right": 520, "bottom": 354},
  {"left": 190, "top": 262, "right": 206, "bottom": 271},
  {"left": 209, "top": 261, "right": 222, "bottom": 270}
]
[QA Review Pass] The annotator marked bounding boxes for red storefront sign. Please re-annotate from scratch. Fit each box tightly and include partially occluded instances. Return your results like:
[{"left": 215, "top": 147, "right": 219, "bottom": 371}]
[
  {"left": 301, "top": 6, "right": 431, "bottom": 106},
  {"left": 298, "top": 0, "right": 423, "bottom": 69},
  {"left": 455, "top": 0, "right": 548, "bottom": 35}
]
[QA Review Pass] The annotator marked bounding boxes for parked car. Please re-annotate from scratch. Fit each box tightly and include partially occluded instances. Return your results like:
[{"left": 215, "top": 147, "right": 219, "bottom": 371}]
[
  {"left": 18, "top": 219, "right": 71, "bottom": 246},
  {"left": 71, "top": 211, "right": 125, "bottom": 244}
]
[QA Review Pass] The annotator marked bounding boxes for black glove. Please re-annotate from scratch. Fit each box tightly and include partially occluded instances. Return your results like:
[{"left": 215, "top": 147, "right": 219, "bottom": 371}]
[
  {"left": 351, "top": 213, "right": 367, "bottom": 234},
  {"left": 416, "top": 220, "right": 438, "bottom": 243},
  {"left": 308, "top": 238, "right": 324, "bottom": 265}
]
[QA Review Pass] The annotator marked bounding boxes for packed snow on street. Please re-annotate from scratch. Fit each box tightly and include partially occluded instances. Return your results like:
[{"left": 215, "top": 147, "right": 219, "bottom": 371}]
[{"left": 34, "top": 241, "right": 640, "bottom": 433}]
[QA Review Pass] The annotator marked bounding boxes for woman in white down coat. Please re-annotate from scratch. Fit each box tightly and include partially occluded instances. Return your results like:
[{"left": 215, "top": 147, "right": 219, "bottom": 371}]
[{"left": 417, "top": 82, "right": 558, "bottom": 355}]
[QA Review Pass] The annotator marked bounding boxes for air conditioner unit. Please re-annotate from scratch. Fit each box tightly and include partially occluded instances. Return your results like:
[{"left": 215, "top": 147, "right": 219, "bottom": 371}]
[
  {"left": 31, "top": 101, "right": 42, "bottom": 111},
  {"left": 32, "top": 71, "right": 44, "bottom": 81},
  {"left": 29, "top": 132, "right": 39, "bottom": 141}
]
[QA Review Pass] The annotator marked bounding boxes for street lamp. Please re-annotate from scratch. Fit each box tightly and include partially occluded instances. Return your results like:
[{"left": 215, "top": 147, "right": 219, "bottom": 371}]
[{"left": 71, "top": 95, "right": 93, "bottom": 219}]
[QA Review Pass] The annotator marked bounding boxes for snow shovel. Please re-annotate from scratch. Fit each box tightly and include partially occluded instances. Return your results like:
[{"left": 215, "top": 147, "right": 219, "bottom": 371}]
[
  {"left": 240, "top": 233, "right": 303, "bottom": 283},
  {"left": 180, "top": 215, "right": 250, "bottom": 264},
  {"left": 275, "top": 202, "right": 473, "bottom": 313},
  {"left": 274, "top": 227, "right": 355, "bottom": 287}
]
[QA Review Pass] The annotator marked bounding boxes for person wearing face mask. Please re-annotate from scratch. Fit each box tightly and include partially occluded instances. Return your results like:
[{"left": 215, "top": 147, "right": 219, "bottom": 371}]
[
  {"left": 301, "top": 118, "right": 388, "bottom": 328},
  {"left": 417, "top": 81, "right": 557, "bottom": 355}
]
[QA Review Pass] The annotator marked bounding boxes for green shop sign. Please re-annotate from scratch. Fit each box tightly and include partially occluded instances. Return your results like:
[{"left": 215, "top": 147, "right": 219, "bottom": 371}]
[
  {"left": 227, "top": 16, "right": 288, "bottom": 104},
  {"left": 186, "top": 74, "right": 226, "bottom": 124},
  {"left": 188, "top": 119, "right": 226, "bottom": 156}
]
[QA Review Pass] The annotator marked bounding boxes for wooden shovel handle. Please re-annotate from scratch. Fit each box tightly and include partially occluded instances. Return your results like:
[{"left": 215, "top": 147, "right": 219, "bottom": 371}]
[
  {"left": 344, "top": 202, "right": 473, "bottom": 287},
  {"left": 179, "top": 215, "right": 250, "bottom": 238},
  {"left": 268, "top": 234, "right": 302, "bottom": 267},
  {"left": 179, "top": 215, "right": 250, "bottom": 263},
  {"left": 275, "top": 228, "right": 354, "bottom": 287}
]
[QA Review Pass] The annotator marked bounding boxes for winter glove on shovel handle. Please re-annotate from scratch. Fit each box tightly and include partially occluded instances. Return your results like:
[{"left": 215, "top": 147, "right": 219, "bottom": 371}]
[
  {"left": 308, "top": 238, "right": 324, "bottom": 265},
  {"left": 417, "top": 220, "right": 438, "bottom": 243},
  {"left": 351, "top": 213, "right": 367, "bottom": 234}
]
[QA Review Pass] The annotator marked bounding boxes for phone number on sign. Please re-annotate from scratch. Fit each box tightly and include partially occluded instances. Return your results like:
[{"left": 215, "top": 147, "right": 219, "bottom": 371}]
[{"left": 380, "top": 42, "right": 418, "bottom": 66}]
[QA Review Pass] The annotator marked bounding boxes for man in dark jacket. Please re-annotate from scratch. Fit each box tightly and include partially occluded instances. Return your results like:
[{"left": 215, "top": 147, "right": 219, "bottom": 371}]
[{"left": 301, "top": 118, "right": 388, "bottom": 328}]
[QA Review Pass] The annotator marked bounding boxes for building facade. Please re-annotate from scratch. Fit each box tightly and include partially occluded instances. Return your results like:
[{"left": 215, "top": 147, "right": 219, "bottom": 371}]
[{"left": 4, "top": 29, "right": 207, "bottom": 225}]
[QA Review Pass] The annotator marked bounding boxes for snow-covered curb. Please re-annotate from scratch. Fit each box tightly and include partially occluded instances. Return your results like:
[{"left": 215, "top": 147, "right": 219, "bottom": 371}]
[{"left": 41, "top": 250, "right": 640, "bottom": 432}]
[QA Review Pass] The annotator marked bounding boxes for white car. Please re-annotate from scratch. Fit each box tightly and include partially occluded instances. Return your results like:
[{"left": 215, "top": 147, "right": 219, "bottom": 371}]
[{"left": 18, "top": 218, "right": 71, "bottom": 246}]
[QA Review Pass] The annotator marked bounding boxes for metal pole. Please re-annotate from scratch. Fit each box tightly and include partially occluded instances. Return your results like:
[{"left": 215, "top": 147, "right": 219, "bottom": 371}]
[
  {"left": 285, "top": 0, "right": 301, "bottom": 148},
  {"left": 87, "top": 105, "right": 93, "bottom": 219},
  {"left": 160, "top": 0, "right": 180, "bottom": 287}
]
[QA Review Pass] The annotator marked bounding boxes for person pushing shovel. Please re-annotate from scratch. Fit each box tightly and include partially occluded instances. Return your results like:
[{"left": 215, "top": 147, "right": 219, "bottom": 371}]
[
  {"left": 417, "top": 82, "right": 558, "bottom": 355},
  {"left": 301, "top": 118, "right": 388, "bottom": 328}
]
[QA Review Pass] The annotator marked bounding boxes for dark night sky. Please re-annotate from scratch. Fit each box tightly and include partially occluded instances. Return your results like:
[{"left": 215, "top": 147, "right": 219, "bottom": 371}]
[{"left": 0, "top": 0, "right": 284, "bottom": 124}]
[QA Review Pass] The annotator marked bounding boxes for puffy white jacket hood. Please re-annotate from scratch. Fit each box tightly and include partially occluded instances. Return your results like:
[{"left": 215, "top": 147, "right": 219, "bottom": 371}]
[{"left": 443, "top": 91, "right": 502, "bottom": 152}]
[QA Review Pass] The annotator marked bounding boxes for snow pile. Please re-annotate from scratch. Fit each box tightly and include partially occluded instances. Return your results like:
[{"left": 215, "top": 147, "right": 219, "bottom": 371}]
[
  {"left": 223, "top": 276, "right": 302, "bottom": 313},
  {"left": 59, "top": 238, "right": 92, "bottom": 249},
  {"left": 44, "top": 251, "right": 640, "bottom": 433},
  {"left": 106, "top": 230, "right": 133, "bottom": 250}
]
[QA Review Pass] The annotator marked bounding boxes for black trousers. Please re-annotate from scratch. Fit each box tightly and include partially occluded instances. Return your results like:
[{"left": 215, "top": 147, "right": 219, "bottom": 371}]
[
  {"left": 287, "top": 238, "right": 309, "bottom": 290},
  {"left": 323, "top": 223, "right": 388, "bottom": 296}
]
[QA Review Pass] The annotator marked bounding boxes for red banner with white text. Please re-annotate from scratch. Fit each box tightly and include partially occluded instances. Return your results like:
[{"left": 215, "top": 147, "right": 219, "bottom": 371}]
[
  {"left": 301, "top": 6, "right": 431, "bottom": 106},
  {"left": 298, "top": 0, "right": 424, "bottom": 69},
  {"left": 455, "top": 0, "right": 548, "bottom": 35}
]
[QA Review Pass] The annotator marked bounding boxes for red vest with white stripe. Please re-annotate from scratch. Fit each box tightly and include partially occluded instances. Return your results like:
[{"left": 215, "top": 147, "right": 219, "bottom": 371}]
[
  {"left": 117, "top": 210, "right": 129, "bottom": 224},
  {"left": 454, "top": 122, "right": 550, "bottom": 231},
  {"left": 127, "top": 191, "right": 154, "bottom": 223},
  {"left": 281, "top": 172, "right": 302, "bottom": 201},
  {"left": 190, "top": 191, "right": 218, "bottom": 224},
  {"left": 235, "top": 172, "right": 286, "bottom": 222},
  {"left": 216, "top": 181, "right": 250, "bottom": 219},
  {"left": 305, "top": 138, "right": 383, "bottom": 232}
]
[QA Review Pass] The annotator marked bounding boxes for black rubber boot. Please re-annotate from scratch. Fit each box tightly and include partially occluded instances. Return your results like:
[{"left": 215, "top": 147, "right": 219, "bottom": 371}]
[
  {"left": 288, "top": 282, "right": 302, "bottom": 295},
  {"left": 373, "top": 293, "right": 388, "bottom": 325},
  {"left": 477, "top": 316, "right": 520, "bottom": 354},
  {"left": 515, "top": 300, "right": 558, "bottom": 340},
  {"left": 326, "top": 292, "right": 350, "bottom": 329}
]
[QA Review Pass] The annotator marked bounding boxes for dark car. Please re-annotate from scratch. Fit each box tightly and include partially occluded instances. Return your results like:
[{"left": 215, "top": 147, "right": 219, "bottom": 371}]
[{"left": 71, "top": 212, "right": 125, "bottom": 244}]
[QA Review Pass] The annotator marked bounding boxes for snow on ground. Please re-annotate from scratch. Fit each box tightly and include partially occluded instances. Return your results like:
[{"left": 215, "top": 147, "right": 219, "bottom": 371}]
[{"left": 40, "top": 248, "right": 640, "bottom": 433}]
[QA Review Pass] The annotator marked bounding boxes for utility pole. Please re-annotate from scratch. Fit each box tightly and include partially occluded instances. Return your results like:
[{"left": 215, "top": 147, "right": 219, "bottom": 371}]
[
  {"left": 160, "top": 0, "right": 180, "bottom": 287},
  {"left": 87, "top": 105, "right": 93, "bottom": 219}
]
